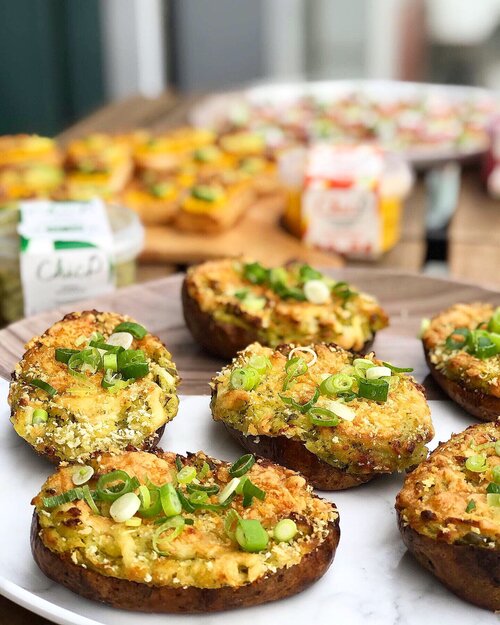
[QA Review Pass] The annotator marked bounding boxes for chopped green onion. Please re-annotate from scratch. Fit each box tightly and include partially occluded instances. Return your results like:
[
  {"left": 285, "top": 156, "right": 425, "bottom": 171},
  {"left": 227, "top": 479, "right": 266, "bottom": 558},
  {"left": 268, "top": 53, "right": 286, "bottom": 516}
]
[
  {"left": 88, "top": 340, "right": 124, "bottom": 354},
  {"left": 103, "top": 353, "right": 118, "bottom": 372},
  {"left": 336, "top": 390, "right": 357, "bottom": 402},
  {"left": 175, "top": 455, "right": 183, "bottom": 472},
  {"left": 241, "top": 478, "right": 266, "bottom": 507},
  {"left": 309, "top": 407, "right": 340, "bottom": 427},
  {"left": 28, "top": 379, "right": 57, "bottom": 397},
  {"left": 243, "top": 262, "right": 269, "bottom": 285},
  {"left": 55, "top": 348, "right": 79, "bottom": 364},
  {"left": 176, "top": 488, "right": 196, "bottom": 513},
  {"left": 110, "top": 492, "right": 141, "bottom": 523},
  {"left": 332, "top": 281, "right": 357, "bottom": 300},
  {"left": 68, "top": 348, "right": 102, "bottom": 375},
  {"left": 465, "top": 455, "right": 487, "bottom": 473},
  {"left": 358, "top": 378, "right": 389, "bottom": 402},
  {"left": 235, "top": 475, "right": 249, "bottom": 495},
  {"left": 198, "top": 461, "right": 210, "bottom": 478},
  {"left": 218, "top": 478, "right": 241, "bottom": 503},
  {"left": 153, "top": 516, "right": 185, "bottom": 555},
  {"left": 82, "top": 485, "right": 100, "bottom": 515},
  {"left": 117, "top": 349, "right": 149, "bottom": 380},
  {"left": 32, "top": 408, "right": 48, "bottom": 425},
  {"left": 186, "top": 482, "right": 220, "bottom": 495},
  {"left": 465, "top": 500, "right": 476, "bottom": 513},
  {"left": 496, "top": 441, "right": 500, "bottom": 456},
  {"left": 177, "top": 466, "right": 197, "bottom": 484},
  {"left": 487, "top": 482, "right": 500, "bottom": 494},
  {"left": 230, "top": 367, "right": 261, "bottom": 391},
  {"left": 487, "top": 307, "right": 500, "bottom": 334},
  {"left": 229, "top": 454, "right": 256, "bottom": 477},
  {"left": 247, "top": 354, "right": 272, "bottom": 374},
  {"left": 235, "top": 519, "right": 269, "bottom": 552},
  {"left": 445, "top": 327, "right": 471, "bottom": 351},
  {"left": 137, "top": 485, "right": 151, "bottom": 511},
  {"left": 189, "top": 490, "right": 209, "bottom": 505},
  {"left": 492, "top": 465, "right": 500, "bottom": 484},
  {"left": 113, "top": 322, "right": 147, "bottom": 339},
  {"left": 298, "top": 264, "right": 322, "bottom": 283},
  {"left": 72, "top": 465, "right": 94, "bottom": 486},
  {"left": 43, "top": 487, "right": 85, "bottom": 509},
  {"left": 282, "top": 356, "right": 308, "bottom": 391},
  {"left": 160, "top": 483, "right": 182, "bottom": 517},
  {"left": 382, "top": 362, "right": 414, "bottom": 373},
  {"left": 96, "top": 470, "right": 135, "bottom": 502},
  {"left": 280, "top": 386, "right": 320, "bottom": 414},
  {"left": 487, "top": 493, "right": 500, "bottom": 507},
  {"left": 273, "top": 519, "right": 298, "bottom": 542},
  {"left": 101, "top": 370, "right": 129, "bottom": 391},
  {"left": 320, "top": 373, "right": 354, "bottom": 396},
  {"left": 224, "top": 509, "right": 241, "bottom": 540}
]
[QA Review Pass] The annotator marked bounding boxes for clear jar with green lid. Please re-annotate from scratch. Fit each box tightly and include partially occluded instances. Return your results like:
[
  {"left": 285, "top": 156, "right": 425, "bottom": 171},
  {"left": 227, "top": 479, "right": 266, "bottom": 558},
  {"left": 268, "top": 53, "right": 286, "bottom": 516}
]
[{"left": 0, "top": 203, "right": 144, "bottom": 324}]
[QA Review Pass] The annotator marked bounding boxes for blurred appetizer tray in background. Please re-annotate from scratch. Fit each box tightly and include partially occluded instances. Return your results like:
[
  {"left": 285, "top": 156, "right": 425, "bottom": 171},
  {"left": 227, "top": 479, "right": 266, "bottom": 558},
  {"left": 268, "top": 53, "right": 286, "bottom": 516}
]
[{"left": 190, "top": 80, "right": 498, "bottom": 169}]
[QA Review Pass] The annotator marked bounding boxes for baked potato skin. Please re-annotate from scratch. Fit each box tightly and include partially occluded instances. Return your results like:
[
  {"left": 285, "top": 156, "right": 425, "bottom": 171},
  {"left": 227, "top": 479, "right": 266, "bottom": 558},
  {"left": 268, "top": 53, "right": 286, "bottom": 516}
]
[
  {"left": 32, "top": 514, "right": 339, "bottom": 613},
  {"left": 422, "top": 302, "right": 500, "bottom": 421},
  {"left": 423, "top": 347, "right": 500, "bottom": 422},
  {"left": 223, "top": 423, "right": 373, "bottom": 490},
  {"left": 183, "top": 258, "right": 388, "bottom": 359},
  {"left": 396, "top": 422, "right": 500, "bottom": 611},
  {"left": 31, "top": 450, "right": 340, "bottom": 612},
  {"left": 397, "top": 517, "right": 500, "bottom": 611},
  {"left": 9, "top": 310, "right": 180, "bottom": 463},
  {"left": 212, "top": 343, "right": 433, "bottom": 490}
]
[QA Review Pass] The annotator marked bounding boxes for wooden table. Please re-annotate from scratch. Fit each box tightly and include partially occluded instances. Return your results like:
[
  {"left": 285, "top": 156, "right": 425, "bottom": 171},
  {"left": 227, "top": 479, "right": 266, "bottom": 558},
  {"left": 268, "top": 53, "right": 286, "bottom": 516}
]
[
  {"left": 1, "top": 268, "right": 500, "bottom": 624},
  {"left": 55, "top": 92, "right": 427, "bottom": 273},
  {"left": 449, "top": 170, "right": 500, "bottom": 289}
]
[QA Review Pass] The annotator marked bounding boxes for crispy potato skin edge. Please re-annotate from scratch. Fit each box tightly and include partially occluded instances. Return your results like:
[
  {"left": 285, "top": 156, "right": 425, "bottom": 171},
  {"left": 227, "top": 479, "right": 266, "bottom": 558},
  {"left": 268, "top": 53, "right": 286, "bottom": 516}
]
[
  {"left": 397, "top": 512, "right": 500, "bottom": 611},
  {"left": 423, "top": 344, "right": 500, "bottom": 422},
  {"left": 31, "top": 514, "right": 340, "bottom": 613},
  {"left": 222, "top": 423, "right": 374, "bottom": 491},
  {"left": 182, "top": 279, "right": 375, "bottom": 359}
]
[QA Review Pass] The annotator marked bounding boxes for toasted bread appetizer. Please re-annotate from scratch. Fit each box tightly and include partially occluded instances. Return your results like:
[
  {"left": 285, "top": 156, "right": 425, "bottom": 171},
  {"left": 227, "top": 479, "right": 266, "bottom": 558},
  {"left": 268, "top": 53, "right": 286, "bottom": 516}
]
[
  {"left": 63, "top": 134, "right": 133, "bottom": 198},
  {"left": 211, "top": 343, "right": 433, "bottom": 490},
  {"left": 183, "top": 258, "right": 388, "bottom": 358},
  {"left": 396, "top": 422, "right": 500, "bottom": 611},
  {"left": 9, "top": 311, "right": 179, "bottom": 463},
  {"left": 422, "top": 302, "right": 500, "bottom": 421},
  {"left": 0, "top": 134, "right": 63, "bottom": 201},
  {"left": 31, "top": 449, "right": 339, "bottom": 613},
  {"left": 174, "top": 182, "right": 255, "bottom": 234},
  {"left": 121, "top": 176, "right": 182, "bottom": 226}
]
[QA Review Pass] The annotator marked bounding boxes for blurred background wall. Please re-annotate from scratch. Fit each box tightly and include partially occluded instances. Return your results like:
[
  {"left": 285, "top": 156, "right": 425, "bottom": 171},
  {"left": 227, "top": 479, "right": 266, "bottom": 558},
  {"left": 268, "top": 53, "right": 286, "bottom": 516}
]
[{"left": 1, "top": 0, "right": 500, "bottom": 135}]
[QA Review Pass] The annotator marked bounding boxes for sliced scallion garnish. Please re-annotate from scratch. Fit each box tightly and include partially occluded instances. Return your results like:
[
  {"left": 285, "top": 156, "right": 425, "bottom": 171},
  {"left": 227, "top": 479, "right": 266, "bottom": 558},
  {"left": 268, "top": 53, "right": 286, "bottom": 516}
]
[
  {"left": 32, "top": 408, "right": 48, "bottom": 425},
  {"left": 357, "top": 378, "right": 389, "bottom": 402},
  {"left": 113, "top": 322, "right": 148, "bottom": 339},
  {"left": 229, "top": 367, "right": 261, "bottom": 391},
  {"left": 465, "top": 455, "right": 487, "bottom": 473},
  {"left": 55, "top": 348, "right": 79, "bottom": 364},
  {"left": 229, "top": 454, "right": 256, "bottom": 478},
  {"left": 28, "top": 379, "right": 57, "bottom": 397},
  {"left": 235, "top": 519, "right": 268, "bottom": 552}
]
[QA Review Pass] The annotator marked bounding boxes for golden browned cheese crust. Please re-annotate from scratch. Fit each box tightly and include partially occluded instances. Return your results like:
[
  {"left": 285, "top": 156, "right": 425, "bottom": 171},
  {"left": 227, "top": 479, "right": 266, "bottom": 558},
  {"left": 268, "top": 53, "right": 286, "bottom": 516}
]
[
  {"left": 422, "top": 302, "right": 500, "bottom": 397},
  {"left": 9, "top": 311, "right": 179, "bottom": 462},
  {"left": 33, "top": 451, "right": 338, "bottom": 589},
  {"left": 185, "top": 259, "right": 388, "bottom": 352},
  {"left": 211, "top": 343, "right": 433, "bottom": 475},
  {"left": 396, "top": 422, "right": 500, "bottom": 548}
]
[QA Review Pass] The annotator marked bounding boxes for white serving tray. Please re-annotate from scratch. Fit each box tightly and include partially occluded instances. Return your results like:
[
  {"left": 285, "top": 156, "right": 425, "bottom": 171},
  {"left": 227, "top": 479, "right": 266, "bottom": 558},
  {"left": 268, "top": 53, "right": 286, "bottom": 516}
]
[{"left": 0, "top": 380, "right": 496, "bottom": 625}]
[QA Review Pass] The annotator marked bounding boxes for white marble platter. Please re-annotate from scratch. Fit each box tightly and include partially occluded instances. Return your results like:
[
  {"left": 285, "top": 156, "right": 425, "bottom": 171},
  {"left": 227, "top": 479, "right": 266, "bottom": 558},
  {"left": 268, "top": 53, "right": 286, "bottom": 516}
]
[{"left": 0, "top": 380, "right": 497, "bottom": 625}]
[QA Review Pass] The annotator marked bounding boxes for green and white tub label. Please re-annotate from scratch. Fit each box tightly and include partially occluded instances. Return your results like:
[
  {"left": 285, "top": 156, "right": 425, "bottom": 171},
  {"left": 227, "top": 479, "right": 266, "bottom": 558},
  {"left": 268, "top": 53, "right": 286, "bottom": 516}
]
[{"left": 18, "top": 199, "right": 115, "bottom": 315}]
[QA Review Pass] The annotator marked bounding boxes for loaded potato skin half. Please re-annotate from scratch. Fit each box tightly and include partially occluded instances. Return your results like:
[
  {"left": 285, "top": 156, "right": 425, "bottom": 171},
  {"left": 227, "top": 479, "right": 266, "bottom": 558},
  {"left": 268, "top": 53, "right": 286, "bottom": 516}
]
[
  {"left": 211, "top": 343, "right": 433, "bottom": 490},
  {"left": 9, "top": 310, "right": 180, "bottom": 463},
  {"left": 396, "top": 422, "right": 500, "bottom": 611},
  {"left": 182, "top": 258, "right": 388, "bottom": 359},
  {"left": 31, "top": 450, "right": 339, "bottom": 613},
  {"left": 422, "top": 302, "right": 500, "bottom": 421}
]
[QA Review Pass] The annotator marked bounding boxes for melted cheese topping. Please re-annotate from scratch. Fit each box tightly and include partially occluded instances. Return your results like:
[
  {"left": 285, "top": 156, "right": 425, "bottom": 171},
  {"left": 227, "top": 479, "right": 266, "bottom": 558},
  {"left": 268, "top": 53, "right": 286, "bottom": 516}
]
[
  {"left": 33, "top": 451, "right": 337, "bottom": 589},
  {"left": 422, "top": 302, "right": 500, "bottom": 396},
  {"left": 185, "top": 258, "right": 388, "bottom": 351},
  {"left": 396, "top": 422, "right": 500, "bottom": 548},
  {"left": 212, "top": 343, "right": 433, "bottom": 475},
  {"left": 9, "top": 311, "right": 179, "bottom": 462}
]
